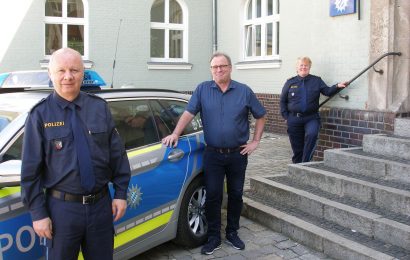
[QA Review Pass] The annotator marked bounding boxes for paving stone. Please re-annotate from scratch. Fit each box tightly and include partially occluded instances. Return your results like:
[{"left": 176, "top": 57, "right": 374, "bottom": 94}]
[{"left": 276, "top": 240, "right": 298, "bottom": 250}]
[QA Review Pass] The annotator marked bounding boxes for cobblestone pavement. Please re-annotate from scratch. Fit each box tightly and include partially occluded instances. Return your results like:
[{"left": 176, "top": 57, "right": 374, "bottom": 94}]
[{"left": 137, "top": 133, "right": 332, "bottom": 260}]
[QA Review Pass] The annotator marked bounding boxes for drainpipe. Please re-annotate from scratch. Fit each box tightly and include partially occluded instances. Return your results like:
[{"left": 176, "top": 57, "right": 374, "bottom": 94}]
[{"left": 212, "top": 0, "right": 218, "bottom": 52}]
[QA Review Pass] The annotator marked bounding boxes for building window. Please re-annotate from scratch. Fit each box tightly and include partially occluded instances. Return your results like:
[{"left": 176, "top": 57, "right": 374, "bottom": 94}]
[
  {"left": 244, "top": 0, "right": 279, "bottom": 60},
  {"left": 150, "top": 0, "right": 188, "bottom": 62},
  {"left": 44, "top": 0, "right": 88, "bottom": 57}
]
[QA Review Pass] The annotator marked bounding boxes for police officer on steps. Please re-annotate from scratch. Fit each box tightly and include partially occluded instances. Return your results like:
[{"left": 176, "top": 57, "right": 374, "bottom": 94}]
[
  {"left": 21, "top": 48, "right": 131, "bottom": 260},
  {"left": 280, "top": 56, "right": 348, "bottom": 163}
]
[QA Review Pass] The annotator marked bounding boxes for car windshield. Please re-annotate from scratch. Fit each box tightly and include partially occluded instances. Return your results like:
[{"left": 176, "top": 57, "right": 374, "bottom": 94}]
[
  {"left": 0, "top": 111, "right": 20, "bottom": 133},
  {"left": 3, "top": 71, "right": 50, "bottom": 87}
]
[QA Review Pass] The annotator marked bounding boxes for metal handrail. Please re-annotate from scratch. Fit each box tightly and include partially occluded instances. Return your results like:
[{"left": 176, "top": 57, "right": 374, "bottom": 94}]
[{"left": 319, "top": 51, "right": 402, "bottom": 108}]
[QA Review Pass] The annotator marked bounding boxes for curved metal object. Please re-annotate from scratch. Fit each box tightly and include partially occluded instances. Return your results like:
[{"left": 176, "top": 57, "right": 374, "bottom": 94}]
[
  {"left": 167, "top": 149, "right": 185, "bottom": 162},
  {"left": 319, "top": 51, "right": 402, "bottom": 108}
]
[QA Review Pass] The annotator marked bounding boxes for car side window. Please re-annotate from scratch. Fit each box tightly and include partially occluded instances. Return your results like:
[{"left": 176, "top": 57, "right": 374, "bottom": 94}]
[
  {"left": 2, "top": 134, "right": 23, "bottom": 162},
  {"left": 153, "top": 99, "right": 202, "bottom": 136},
  {"left": 108, "top": 100, "right": 160, "bottom": 150}
]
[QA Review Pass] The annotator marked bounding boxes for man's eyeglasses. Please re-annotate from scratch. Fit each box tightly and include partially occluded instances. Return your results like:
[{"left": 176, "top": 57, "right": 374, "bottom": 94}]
[{"left": 210, "top": 64, "right": 230, "bottom": 70}]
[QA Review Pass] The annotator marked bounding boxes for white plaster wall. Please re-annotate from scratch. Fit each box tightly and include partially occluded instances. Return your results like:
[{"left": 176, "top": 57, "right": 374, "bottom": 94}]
[
  {"left": 217, "top": 0, "right": 371, "bottom": 109},
  {"left": 0, "top": 0, "right": 213, "bottom": 91},
  {"left": 0, "top": 0, "right": 44, "bottom": 71}
]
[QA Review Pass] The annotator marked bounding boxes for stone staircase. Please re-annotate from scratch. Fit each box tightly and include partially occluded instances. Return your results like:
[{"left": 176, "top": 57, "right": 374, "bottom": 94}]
[{"left": 243, "top": 118, "right": 410, "bottom": 260}]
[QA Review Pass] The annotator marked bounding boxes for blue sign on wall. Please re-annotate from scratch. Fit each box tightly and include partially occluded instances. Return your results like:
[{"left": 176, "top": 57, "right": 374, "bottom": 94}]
[{"left": 330, "top": 0, "right": 356, "bottom": 17}]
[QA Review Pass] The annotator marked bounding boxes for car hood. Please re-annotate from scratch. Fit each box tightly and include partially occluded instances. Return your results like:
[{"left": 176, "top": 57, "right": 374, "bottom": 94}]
[{"left": 0, "top": 160, "right": 21, "bottom": 188}]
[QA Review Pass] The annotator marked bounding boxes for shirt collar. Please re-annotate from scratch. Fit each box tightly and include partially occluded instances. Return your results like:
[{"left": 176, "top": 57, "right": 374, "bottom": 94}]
[
  {"left": 52, "top": 91, "right": 84, "bottom": 110},
  {"left": 297, "top": 74, "right": 310, "bottom": 81},
  {"left": 211, "top": 80, "right": 236, "bottom": 91}
]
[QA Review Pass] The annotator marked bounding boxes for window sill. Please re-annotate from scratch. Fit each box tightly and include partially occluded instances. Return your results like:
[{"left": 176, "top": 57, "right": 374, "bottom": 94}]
[
  {"left": 40, "top": 59, "right": 94, "bottom": 69},
  {"left": 147, "top": 62, "right": 193, "bottom": 70},
  {"left": 235, "top": 59, "right": 282, "bottom": 70}
]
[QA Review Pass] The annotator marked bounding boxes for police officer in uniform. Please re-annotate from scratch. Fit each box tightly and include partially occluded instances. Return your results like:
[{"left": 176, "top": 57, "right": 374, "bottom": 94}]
[
  {"left": 21, "top": 48, "right": 131, "bottom": 260},
  {"left": 280, "top": 56, "right": 348, "bottom": 163}
]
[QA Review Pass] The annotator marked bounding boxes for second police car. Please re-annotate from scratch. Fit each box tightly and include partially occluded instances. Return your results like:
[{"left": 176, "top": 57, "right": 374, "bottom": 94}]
[{"left": 0, "top": 87, "right": 207, "bottom": 259}]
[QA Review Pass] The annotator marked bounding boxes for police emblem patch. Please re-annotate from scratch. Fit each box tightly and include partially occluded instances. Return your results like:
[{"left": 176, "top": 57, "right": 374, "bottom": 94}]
[
  {"left": 54, "top": 140, "right": 63, "bottom": 150},
  {"left": 127, "top": 184, "right": 143, "bottom": 209}
]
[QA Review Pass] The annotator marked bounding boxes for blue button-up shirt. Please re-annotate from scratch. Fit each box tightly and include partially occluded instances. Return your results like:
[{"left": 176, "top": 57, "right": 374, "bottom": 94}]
[
  {"left": 21, "top": 91, "right": 131, "bottom": 221},
  {"left": 186, "top": 80, "right": 266, "bottom": 148},
  {"left": 280, "top": 74, "right": 338, "bottom": 119}
]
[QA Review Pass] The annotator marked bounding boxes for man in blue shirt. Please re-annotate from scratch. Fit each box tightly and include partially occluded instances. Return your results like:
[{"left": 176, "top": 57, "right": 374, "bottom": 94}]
[
  {"left": 162, "top": 52, "right": 266, "bottom": 255},
  {"left": 280, "top": 56, "right": 348, "bottom": 163},
  {"left": 21, "top": 48, "right": 130, "bottom": 260}
]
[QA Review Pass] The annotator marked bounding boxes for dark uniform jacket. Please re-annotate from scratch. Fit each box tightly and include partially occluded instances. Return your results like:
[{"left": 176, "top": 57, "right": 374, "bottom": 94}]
[
  {"left": 21, "top": 91, "right": 131, "bottom": 221},
  {"left": 280, "top": 74, "right": 338, "bottom": 120}
]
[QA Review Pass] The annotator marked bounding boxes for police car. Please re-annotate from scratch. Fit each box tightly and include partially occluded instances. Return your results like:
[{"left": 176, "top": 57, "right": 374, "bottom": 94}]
[{"left": 0, "top": 87, "right": 207, "bottom": 259}]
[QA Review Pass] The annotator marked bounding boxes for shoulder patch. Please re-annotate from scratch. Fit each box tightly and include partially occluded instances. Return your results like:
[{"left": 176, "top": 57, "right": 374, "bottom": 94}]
[
  {"left": 85, "top": 92, "right": 107, "bottom": 103},
  {"left": 29, "top": 98, "right": 46, "bottom": 112}
]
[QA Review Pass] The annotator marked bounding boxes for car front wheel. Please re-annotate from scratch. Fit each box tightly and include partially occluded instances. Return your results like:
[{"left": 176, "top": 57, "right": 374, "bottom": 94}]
[{"left": 174, "top": 176, "right": 207, "bottom": 247}]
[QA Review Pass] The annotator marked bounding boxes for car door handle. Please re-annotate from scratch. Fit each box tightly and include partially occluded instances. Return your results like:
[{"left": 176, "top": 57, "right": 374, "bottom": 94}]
[{"left": 167, "top": 149, "right": 184, "bottom": 162}]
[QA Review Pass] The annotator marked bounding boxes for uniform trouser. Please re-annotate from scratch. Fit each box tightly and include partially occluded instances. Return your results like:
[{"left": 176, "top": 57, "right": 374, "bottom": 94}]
[
  {"left": 203, "top": 149, "right": 248, "bottom": 240},
  {"left": 44, "top": 193, "right": 114, "bottom": 260},
  {"left": 287, "top": 114, "right": 321, "bottom": 163}
]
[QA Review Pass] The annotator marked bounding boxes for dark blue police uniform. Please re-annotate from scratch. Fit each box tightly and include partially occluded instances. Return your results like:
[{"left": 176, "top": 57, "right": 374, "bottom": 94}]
[
  {"left": 280, "top": 74, "right": 338, "bottom": 163},
  {"left": 186, "top": 80, "right": 266, "bottom": 242},
  {"left": 21, "top": 91, "right": 130, "bottom": 260}
]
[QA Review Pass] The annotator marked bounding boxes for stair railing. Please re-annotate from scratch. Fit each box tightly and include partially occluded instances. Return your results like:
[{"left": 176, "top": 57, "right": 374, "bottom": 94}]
[{"left": 319, "top": 51, "right": 402, "bottom": 108}]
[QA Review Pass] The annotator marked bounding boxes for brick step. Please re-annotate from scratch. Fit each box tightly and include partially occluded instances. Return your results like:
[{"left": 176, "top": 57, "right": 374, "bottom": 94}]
[
  {"left": 248, "top": 176, "right": 410, "bottom": 250},
  {"left": 362, "top": 134, "right": 410, "bottom": 160},
  {"left": 242, "top": 194, "right": 409, "bottom": 260},
  {"left": 288, "top": 162, "right": 410, "bottom": 216},
  {"left": 395, "top": 118, "right": 410, "bottom": 137},
  {"left": 324, "top": 147, "right": 410, "bottom": 184}
]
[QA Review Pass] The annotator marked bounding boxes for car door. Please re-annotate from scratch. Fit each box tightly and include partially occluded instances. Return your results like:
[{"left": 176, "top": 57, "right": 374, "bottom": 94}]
[{"left": 107, "top": 98, "right": 192, "bottom": 253}]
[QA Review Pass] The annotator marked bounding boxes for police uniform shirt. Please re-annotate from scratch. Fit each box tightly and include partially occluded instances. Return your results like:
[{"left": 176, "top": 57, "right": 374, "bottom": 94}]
[
  {"left": 280, "top": 74, "right": 338, "bottom": 120},
  {"left": 186, "top": 80, "right": 266, "bottom": 148},
  {"left": 21, "top": 91, "right": 131, "bottom": 221}
]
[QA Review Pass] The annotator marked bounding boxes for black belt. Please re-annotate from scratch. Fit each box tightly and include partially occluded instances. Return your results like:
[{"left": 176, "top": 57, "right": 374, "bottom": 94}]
[
  {"left": 289, "top": 111, "right": 317, "bottom": 118},
  {"left": 48, "top": 188, "right": 108, "bottom": 205},
  {"left": 206, "top": 146, "right": 243, "bottom": 154}
]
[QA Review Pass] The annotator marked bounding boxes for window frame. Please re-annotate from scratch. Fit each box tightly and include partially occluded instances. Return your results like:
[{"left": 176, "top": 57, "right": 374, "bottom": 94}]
[
  {"left": 150, "top": 0, "right": 189, "bottom": 63},
  {"left": 43, "top": 0, "right": 89, "bottom": 59},
  {"left": 242, "top": 0, "right": 280, "bottom": 62}
]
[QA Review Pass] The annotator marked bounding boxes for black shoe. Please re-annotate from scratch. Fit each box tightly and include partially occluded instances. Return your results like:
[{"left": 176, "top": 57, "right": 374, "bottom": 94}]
[
  {"left": 225, "top": 233, "right": 245, "bottom": 250},
  {"left": 201, "top": 237, "right": 222, "bottom": 255}
]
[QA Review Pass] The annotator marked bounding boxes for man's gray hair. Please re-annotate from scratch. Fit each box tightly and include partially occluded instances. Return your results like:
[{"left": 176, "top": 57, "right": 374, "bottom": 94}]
[{"left": 210, "top": 52, "right": 232, "bottom": 65}]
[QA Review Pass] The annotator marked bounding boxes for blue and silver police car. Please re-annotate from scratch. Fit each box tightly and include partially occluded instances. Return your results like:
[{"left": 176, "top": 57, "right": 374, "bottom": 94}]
[{"left": 0, "top": 87, "right": 207, "bottom": 259}]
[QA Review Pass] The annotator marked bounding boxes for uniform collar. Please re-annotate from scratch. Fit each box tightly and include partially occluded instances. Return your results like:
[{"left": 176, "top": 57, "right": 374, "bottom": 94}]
[
  {"left": 53, "top": 91, "right": 84, "bottom": 110},
  {"left": 297, "top": 74, "right": 311, "bottom": 81}
]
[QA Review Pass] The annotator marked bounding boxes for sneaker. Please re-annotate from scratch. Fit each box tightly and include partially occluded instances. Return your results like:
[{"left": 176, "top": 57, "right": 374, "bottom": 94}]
[
  {"left": 201, "top": 237, "right": 222, "bottom": 255},
  {"left": 225, "top": 233, "right": 245, "bottom": 250}
]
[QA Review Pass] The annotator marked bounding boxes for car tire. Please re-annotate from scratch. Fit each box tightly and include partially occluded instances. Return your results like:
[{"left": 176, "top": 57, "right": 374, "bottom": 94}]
[{"left": 173, "top": 176, "right": 207, "bottom": 247}]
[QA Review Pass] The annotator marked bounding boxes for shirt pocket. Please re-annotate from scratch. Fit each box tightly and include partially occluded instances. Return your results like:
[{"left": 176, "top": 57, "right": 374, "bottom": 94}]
[
  {"left": 88, "top": 125, "right": 109, "bottom": 162},
  {"left": 287, "top": 87, "right": 300, "bottom": 101},
  {"left": 44, "top": 127, "right": 73, "bottom": 156}
]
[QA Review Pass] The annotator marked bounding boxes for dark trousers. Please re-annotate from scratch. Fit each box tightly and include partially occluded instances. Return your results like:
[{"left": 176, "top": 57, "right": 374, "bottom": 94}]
[
  {"left": 203, "top": 149, "right": 248, "bottom": 240},
  {"left": 287, "top": 114, "right": 321, "bottom": 163},
  {"left": 44, "top": 194, "right": 114, "bottom": 260}
]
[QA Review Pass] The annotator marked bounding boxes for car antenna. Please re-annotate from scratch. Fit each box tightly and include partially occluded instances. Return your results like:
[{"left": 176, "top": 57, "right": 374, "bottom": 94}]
[{"left": 111, "top": 19, "right": 123, "bottom": 89}]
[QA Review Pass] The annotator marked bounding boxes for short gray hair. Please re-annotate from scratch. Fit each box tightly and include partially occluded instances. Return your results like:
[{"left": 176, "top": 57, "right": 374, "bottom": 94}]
[{"left": 209, "top": 52, "right": 232, "bottom": 65}]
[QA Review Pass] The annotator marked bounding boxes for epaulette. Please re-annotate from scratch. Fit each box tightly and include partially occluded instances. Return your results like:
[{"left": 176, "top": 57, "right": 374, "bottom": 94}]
[
  {"left": 85, "top": 92, "right": 107, "bottom": 103},
  {"left": 286, "top": 76, "right": 297, "bottom": 82},
  {"left": 29, "top": 98, "right": 46, "bottom": 112}
]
